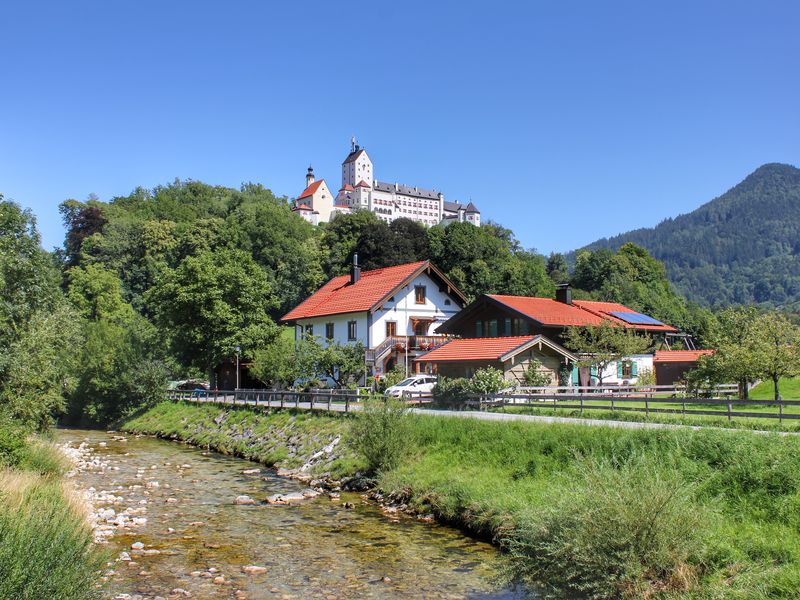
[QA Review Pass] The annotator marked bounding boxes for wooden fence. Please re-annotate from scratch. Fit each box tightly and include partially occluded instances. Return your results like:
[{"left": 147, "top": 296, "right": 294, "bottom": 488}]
[
  {"left": 167, "top": 384, "right": 798, "bottom": 424},
  {"left": 166, "top": 388, "right": 361, "bottom": 413}
]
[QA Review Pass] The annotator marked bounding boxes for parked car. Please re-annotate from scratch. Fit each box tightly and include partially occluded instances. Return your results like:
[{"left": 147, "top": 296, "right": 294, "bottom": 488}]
[{"left": 384, "top": 375, "right": 438, "bottom": 398}]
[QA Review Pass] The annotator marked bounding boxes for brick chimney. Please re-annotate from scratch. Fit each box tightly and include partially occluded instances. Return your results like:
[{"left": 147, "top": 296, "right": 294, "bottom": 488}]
[{"left": 555, "top": 283, "right": 572, "bottom": 305}]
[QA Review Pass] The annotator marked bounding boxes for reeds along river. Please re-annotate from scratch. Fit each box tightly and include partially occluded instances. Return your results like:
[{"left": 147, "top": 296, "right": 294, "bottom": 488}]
[{"left": 58, "top": 429, "right": 525, "bottom": 599}]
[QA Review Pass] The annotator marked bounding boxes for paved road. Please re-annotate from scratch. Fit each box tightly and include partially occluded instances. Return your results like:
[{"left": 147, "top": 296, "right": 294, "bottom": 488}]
[{"left": 178, "top": 396, "right": 773, "bottom": 433}]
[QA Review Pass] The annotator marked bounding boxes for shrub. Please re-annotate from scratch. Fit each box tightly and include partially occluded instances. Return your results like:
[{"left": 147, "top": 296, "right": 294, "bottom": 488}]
[
  {"left": 0, "top": 415, "right": 27, "bottom": 468},
  {"left": 350, "top": 398, "right": 412, "bottom": 474},
  {"left": 470, "top": 367, "right": 512, "bottom": 394},
  {"left": 376, "top": 366, "right": 407, "bottom": 393},
  {"left": 523, "top": 359, "right": 552, "bottom": 387},
  {"left": 504, "top": 455, "right": 712, "bottom": 599},
  {"left": 432, "top": 377, "right": 473, "bottom": 407}
]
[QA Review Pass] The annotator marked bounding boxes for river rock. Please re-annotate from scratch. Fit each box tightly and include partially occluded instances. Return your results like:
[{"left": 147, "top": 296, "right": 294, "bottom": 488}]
[
  {"left": 242, "top": 468, "right": 260, "bottom": 475},
  {"left": 213, "top": 575, "right": 226, "bottom": 584},
  {"left": 171, "top": 589, "right": 191, "bottom": 597},
  {"left": 234, "top": 495, "right": 256, "bottom": 505},
  {"left": 131, "top": 541, "right": 145, "bottom": 550},
  {"left": 242, "top": 565, "right": 267, "bottom": 574}
]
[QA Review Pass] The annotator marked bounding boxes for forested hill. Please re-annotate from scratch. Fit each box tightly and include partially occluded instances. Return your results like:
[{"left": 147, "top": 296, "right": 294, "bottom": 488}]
[{"left": 578, "top": 163, "right": 800, "bottom": 309}]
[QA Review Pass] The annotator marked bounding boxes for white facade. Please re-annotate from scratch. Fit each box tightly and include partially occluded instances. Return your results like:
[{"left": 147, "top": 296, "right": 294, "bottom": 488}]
[
  {"left": 292, "top": 271, "right": 462, "bottom": 352},
  {"left": 582, "top": 354, "right": 655, "bottom": 386},
  {"left": 294, "top": 139, "right": 481, "bottom": 227}
]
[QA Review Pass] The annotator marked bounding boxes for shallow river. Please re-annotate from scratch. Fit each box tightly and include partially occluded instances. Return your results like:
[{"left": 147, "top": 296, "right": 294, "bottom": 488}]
[{"left": 58, "top": 429, "right": 524, "bottom": 599}]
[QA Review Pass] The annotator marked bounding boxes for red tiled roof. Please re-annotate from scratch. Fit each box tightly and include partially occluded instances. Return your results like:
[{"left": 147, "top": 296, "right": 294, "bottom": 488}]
[
  {"left": 298, "top": 180, "right": 324, "bottom": 199},
  {"left": 419, "top": 336, "right": 539, "bottom": 362},
  {"left": 489, "top": 295, "right": 607, "bottom": 327},
  {"left": 339, "top": 184, "right": 355, "bottom": 192},
  {"left": 355, "top": 180, "right": 371, "bottom": 187},
  {"left": 292, "top": 203, "right": 312, "bottom": 211},
  {"left": 654, "top": 350, "right": 713, "bottom": 363},
  {"left": 282, "top": 261, "right": 429, "bottom": 321},
  {"left": 573, "top": 300, "right": 678, "bottom": 332}
]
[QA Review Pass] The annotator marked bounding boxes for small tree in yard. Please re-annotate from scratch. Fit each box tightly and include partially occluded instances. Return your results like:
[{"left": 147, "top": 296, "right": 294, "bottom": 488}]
[
  {"left": 750, "top": 312, "right": 800, "bottom": 402},
  {"left": 315, "top": 340, "right": 366, "bottom": 388},
  {"left": 565, "top": 322, "right": 651, "bottom": 387},
  {"left": 470, "top": 367, "right": 513, "bottom": 395},
  {"left": 523, "top": 359, "right": 552, "bottom": 387}
]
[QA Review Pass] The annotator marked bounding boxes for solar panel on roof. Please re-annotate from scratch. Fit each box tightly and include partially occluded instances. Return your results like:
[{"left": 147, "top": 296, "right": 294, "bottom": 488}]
[{"left": 609, "top": 311, "right": 664, "bottom": 326}]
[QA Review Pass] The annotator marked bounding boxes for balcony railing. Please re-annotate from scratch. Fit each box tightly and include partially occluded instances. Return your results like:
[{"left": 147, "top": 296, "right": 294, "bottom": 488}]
[{"left": 365, "top": 335, "right": 447, "bottom": 363}]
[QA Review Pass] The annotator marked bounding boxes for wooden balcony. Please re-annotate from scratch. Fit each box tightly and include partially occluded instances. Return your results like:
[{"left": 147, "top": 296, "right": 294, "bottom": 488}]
[{"left": 366, "top": 335, "right": 447, "bottom": 363}]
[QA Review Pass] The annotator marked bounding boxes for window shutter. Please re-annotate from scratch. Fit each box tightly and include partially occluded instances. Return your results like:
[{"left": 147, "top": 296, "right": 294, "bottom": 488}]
[
  {"left": 632, "top": 362, "right": 638, "bottom": 376},
  {"left": 590, "top": 366, "right": 597, "bottom": 377},
  {"left": 617, "top": 362, "right": 623, "bottom": 378},
  {"left": 571, "top": 366, "right": 579, "bottom": 385}
]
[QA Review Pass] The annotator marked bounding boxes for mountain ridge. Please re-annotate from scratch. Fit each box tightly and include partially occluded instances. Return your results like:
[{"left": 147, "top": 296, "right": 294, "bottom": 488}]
[{"left": 576, "top": 163, "right": 800, "bottom": 309}]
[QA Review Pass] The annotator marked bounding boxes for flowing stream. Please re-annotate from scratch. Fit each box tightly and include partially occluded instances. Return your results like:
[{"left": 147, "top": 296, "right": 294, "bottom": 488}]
[{"left": 58, "top": 429, "right": 525, "bottom": 599}]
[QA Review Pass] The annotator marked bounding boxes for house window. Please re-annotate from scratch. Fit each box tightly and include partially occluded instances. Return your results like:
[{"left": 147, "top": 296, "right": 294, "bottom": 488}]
[
  {"left": 414, "top": 320, "right": 427, "bottom": 336},
  {"left": 386, "top": 321, "right": 397, "bottom": 337},
  {"left": 305, "top": 324, "right": 314, "bottom": 336},
  {"left": 347, "top": 321, "right": 357, "bottom": 341},
  {"left": 504, "top": 318, "right": 512, "bottom": 336},
  {"left": 415, "top": 285, "right": 426, "bottom": 304},
  {"left": 488, "top": 320, "right": 498, "bottom": 337},
  {"left": 520, "top": 319, "right": 530, "bottom": 335},
  {"left": 476, "top": 321, "right": 483, "bottom": 337},
  {"left": 325, "top": 323, "right": 335, "bottom": 340},
  {"left": 621, "top": 360, "right": 633, "bottom": 378},
  {"left": 444, "top": 299, "right": 451, "bottom": 306}
]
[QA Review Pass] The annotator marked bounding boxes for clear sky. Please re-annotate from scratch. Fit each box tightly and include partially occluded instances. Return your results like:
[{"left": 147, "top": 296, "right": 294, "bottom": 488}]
[{"left": 1, "top": 1, "right": 798, "bottom": 254}]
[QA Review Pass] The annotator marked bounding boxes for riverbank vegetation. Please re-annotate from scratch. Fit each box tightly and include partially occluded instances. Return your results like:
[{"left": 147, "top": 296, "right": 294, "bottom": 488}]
[
  {"left": 122, "top": 400, "right": 800, "bottom": 598},
  {"left": 0, "top": 418, "right": 104, "bottom": 599}
]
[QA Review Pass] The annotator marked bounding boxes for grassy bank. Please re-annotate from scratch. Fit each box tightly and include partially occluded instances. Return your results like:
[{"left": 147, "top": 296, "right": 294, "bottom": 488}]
[
  {"left": 0, "top": 418, "right": 104, "bottom": 599},
  {"left": 120, "top": 401, "right": 360, "bottom": 478},
  {"left": 121, "top": 401, "right": 800, "bottom": 598}
]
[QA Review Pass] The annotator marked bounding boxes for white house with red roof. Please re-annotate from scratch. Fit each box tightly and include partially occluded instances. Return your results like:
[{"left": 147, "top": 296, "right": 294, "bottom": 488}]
[
  {"left": 281, "top": 258, "right": 467, "bottom": 377},
  {"left": 293, "top": 138, "right": 481, "bottom": 227}
]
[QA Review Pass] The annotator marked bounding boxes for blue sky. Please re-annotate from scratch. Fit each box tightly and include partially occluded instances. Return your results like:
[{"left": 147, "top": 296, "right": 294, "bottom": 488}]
[{"left": 1, "top": 1, "right": 798, "bottom": 254}]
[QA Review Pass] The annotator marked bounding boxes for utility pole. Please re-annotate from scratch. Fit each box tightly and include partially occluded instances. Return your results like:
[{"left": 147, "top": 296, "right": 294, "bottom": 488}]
[{"left": 235, "top": 345, "right": 241, "bottom": 390}]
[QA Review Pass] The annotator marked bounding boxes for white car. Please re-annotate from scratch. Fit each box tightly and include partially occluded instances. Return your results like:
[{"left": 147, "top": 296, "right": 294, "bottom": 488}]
[{"left": 384, "top": 375, "right": 438, "bottom": 398}]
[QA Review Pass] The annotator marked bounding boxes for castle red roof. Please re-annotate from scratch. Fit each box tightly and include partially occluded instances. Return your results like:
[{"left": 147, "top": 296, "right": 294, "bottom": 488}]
[
  {"left": 339, "top": 184, "right": 355, "bottom": 192},
  {"left": 297, "top": 180, "right": 324, "bottom": 199},
  {"left": 292, "top": 203, "right": 312, "bottom": 211},
  {"left": 355, "top": 180, "right": 371, "bottom": 188},
  {"left": 654, "top": 350, "right": 713, "bottom": 363}
]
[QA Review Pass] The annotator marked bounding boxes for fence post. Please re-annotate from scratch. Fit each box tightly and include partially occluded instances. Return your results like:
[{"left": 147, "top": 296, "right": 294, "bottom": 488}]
[
  {"left": 780, "top": 397, "right": 784, "bottom": 424},
  {"left": 580, "top": 395, "right": 584, "bottom": 416},
  {"left": 328, "top": 392, "right": 332, "bottom": 412},
  {"left": 727, "top": 401, "right": 732, "bottom": 421},
  {"left": 345, "top": 393, "right": 350, "bottom": 413},
  {"left": 645, "top": 397, "right": 649, "bottom": 418}
]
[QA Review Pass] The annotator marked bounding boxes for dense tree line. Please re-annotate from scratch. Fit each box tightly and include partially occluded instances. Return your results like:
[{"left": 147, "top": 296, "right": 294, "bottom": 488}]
[
  {"left": 578, "top": 163, "right": 800, "bottom": 311},
  {"left": 3, "top": 173, "right": 794, "bottom": 428}
]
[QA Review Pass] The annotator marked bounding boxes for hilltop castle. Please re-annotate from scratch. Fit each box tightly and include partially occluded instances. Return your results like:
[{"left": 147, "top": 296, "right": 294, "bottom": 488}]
[{"left": 291, "top": 139, "right": 480, "bottom": 227}]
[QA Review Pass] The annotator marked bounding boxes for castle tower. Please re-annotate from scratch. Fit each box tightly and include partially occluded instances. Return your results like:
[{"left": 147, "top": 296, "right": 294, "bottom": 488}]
[
  {"left": 341, "top": 137, "right": 374, "bottom": 189},
  {"left": 306, "top": 165, "right": 315, "bottom": 188}
]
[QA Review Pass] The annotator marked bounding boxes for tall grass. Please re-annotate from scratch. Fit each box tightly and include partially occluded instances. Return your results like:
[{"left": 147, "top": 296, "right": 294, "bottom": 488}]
[
  {"left": 349, "top": 398, "right": 412, "bottom": 474},
  {"left": 0, "top": 470, "right": 104, "bottom": 600}
]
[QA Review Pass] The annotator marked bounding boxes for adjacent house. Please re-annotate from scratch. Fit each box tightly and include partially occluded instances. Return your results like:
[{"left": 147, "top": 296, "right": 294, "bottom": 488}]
[
  {"left": 281, "top": 258, "right": 467, "bottom": 378},
  {"left": 428, "top": 284, "right": 679, "bottom": 386},
  {"left": 416, "top": 335, "right": 578, "bottom": 385}
]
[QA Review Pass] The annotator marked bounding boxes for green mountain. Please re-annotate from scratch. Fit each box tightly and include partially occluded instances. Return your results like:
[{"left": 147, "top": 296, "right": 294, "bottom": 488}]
[{"left": 578, "top": 163, "right": 800, "bottom": 309}]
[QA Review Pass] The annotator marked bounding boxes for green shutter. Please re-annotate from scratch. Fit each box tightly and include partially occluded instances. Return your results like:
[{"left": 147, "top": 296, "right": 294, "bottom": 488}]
[
  {"left": 571, "top": 366, "right": 579, "bottom": 385},
  {"left": 632, "top": 361, "right": 638, "bottom": 376},
  {"left": 617, "top": 362, "right": 623, "bottom": 378},
  {"left": 590, "top": 366, "right": 597, "bottom": 377}
]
